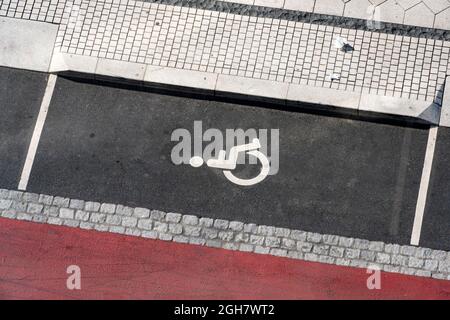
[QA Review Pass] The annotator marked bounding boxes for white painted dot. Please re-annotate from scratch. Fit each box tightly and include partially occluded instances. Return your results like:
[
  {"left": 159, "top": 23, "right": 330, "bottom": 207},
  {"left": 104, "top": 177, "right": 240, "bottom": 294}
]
[{"left": 189, "top": 156, "right": 204, "bottom": 168}]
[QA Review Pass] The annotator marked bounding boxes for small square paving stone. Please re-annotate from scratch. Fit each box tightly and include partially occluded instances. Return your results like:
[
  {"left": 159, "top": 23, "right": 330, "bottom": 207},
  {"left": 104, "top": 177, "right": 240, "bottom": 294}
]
[
  {"left": 75, "top": 210, "right": 90, "bottom": 221},
  {"left": 8, "top": 191, "right": 23, "bottom": 200},
  {"left": 173, "top": 235, "right": 189, "bottom": 243},
  {"left": 53, "top": 196, "right": 69, "bottom": 207},
  {"left": 189, "top": 237, "right": 207, "bottom": 245},
  {"left": 100, "top": 203, "right": 116, "bottom": 214},
  {"left": 214, "top": 219, "right": 229, "bottom": 230},
  {"left": 11, "top": 201, "right": 27, "bottom": 211},
  {"left": 424, "top": 259, "right": 439, "bottom": 272},
  {"left": 22, "top": 193, "right": 39, "bottom": 202},
  {"left": 243, "top": 223, "right": 257, "bottom": 233},
  {"left": 183, "top": 225, "right": 201, "bottom": 237},
  {"left": 94, "top": 224, "right": 109, "bottom": 232},
  {"left": 109, "top": 226, "right": 125, "bottom": 234},
  {"left": 150, "top": 210, "right": 165, "bottom": 221},
  {"left": 345, "top": 248, "right": 360, "bottom": 259},
  {"left": 307, "top": 232, "right": 322, "bottom": 243},
  {"left": 257, "top": 225, "right": 275, "bottom": 236},
  {"left": 415, "top": 247, "right": 433, "bottom": 259},
  {"left": 202, "top": 228, "right": 219, "bottom": 239},
  {"left": 408, "top": 257, "right": 425, "bottom": 268},
  {"left": 165, "top": 212, "right": 182, "bottom": 223},
  {"left": 218, "top": 231, "right": 234, "bottom": 241},
  {"left": 336, "top": 258, "right": 351, "bottom": 266},
  {"left": 59, "top": 208, "right": 74, "bottom": 219},
  {"left": 313, "top": 244, "right": 330, "bottom": 255},
  {"left": 254, "top": 246, "right": 270, "bottom": 254},
  {"left": 290, "top": 230, "right": 307, "bottom": 241},
  {"left": 90, "top": 212, "right": 106, "bottom": 223},
  {"left": 228, "top": 221, "right": 244, "bottom": 231},
  {"left": 281, "top": 238, "right": 296, "bottom": 249},
  {"left": 0, "top": 199, "right": 12, "bottom": 210},
  {"left": 153, "top": 221, "right": 168, "bottom": 233},
  {"left": 384, "top": 244, "right": 401, "bottom": 254},
  {"left": 115, "top": 205, "right": 133, "bottom": 216},
  {"left": 270, "top": 248, "right": 288, "bottom": 257},
  {"left": 250, "top": 234, "right": 265, "bottom": 245},
  {"left": 322, "top": 234, "right": 339, "bottom": 245},
  {"left": 137, "top": 218, "right": 153, "bottom": 230},
  {"left": 134, "top": 207, "right": 150, "bottom": 218},
  {"left": 353, "top": 239, "right": 371, "bottom": 250},
  {"left": 125, "top": 228, "right": 141, "bottom": 236},
  {"left": 240, "top": 243, "right": 254, "bottom": 252},
  {"left": 106, "top": 214, "right": 122, "bottom": 225},
  {"left": 80, "top": 222, "right": 94, "bottom": 230},
  {"left": 297, "top": 241, "right": 313, "bottom": 252},
  {"left": 84, "top": 201, "right": 101, "bottom": 212},
  {"left": 431, "top": 250, "right": 447, "bottom": 260},
  {"left": 121, "top": 216, "right": 138, "bottom": 227},
  {"left": 43, "top": 206, "right": 59, "bottom": 217},
  {"left": 0, "top": 189, "right": 9, "bottom": 198},
  {"left": 27, "top": 203, "right": 43, "bottom": 214},
  {"left": 338, "top": 237, "right": 354, "bottom": 247},
  {"left": 69, "top": 199, "right": 85, "bottom": 209},
  {"left": 400, "top": 245, "right": 417, "bottom": 256},
  {"left": 360, "top": 250, "right": 376, "bottom": 262},
  {"left": 329, "top": 246, "right": 345, "bottom": 258},
  {"left": 182, "top": 214, "right": 199, "bottom": 225},
  {"left": 159, "top": 232, "right": 174, "bottom": 241},
  {"left": 199, "top": 217, "right": 214, "bottom": 227},
  {"left": 32, "top": 215, "right": 47, "bottom": 223},
  {"left": 47, "top": 217, "right": 62, "bottom": 225},
  {"left": 1, "top": 209, "right": 16, "bottom": 219},
  {"left": 274, "top": 227, "right": 290, "bottom": 238},
  {"left": 234, "top": 232, "right": 250, "bottom": 243},
  {"left": 142, "top": 230, "right": 158, "bottom": 239},
  {"left": 376, "top": 252, "right": 391, "bottom": 264},
  {"left": 168, "top": 223, "right": 183, "bottom": 235},
  {"left": 38, "top": 194, "right": 54, "bottom": 205},
  {"left": 368, "top": 241, "right": 385, "bottom": 252},
  {"left": 63, "top": 219, "right": 80, "bottom": 227}
]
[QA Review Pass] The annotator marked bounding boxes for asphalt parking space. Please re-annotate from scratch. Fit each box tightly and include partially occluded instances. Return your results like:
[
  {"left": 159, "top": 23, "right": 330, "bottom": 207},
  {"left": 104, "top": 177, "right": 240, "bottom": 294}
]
[
  {"left": 421, "top": 128, "right": 450, "bottom": 250},
  {"left": 0, "top": 67, "right": 48, "bottom": 189},
  {"left": 25, "top": 76, "right": 431, "bottom": 245}
]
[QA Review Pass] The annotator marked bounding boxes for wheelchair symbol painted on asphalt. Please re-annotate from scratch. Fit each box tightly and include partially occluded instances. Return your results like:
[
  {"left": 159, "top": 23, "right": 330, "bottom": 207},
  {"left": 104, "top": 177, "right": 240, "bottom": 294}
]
[{"left": 189, "top": 138, "right": 270, "bottom": 186}]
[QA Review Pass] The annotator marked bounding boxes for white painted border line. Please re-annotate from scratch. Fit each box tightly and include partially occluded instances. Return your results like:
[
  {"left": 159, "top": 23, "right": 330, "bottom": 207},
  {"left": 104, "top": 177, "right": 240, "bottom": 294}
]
[
  {"left": 18, "top": 74, "right": 57, "bottom": 191},
  {"left": 411, "top": 126, "right": 438, "bottom": 246}
]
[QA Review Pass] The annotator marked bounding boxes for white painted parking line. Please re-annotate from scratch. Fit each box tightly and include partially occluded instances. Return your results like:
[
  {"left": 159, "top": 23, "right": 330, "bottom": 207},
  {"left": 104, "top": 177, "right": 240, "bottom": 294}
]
[
  {"left": 411, "top": 126, "right": 438, "bottom": 246},
  {"left": 18, "top": 74, "right": 57, "bottom": 191}
]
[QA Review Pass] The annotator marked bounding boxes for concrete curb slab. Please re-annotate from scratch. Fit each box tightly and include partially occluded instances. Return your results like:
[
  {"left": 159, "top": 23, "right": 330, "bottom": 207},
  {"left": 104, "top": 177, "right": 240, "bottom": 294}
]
[
  {"left": 215, "top": 75, "right": 290, "bottom": 101},
  {"left": 96, "top": 59, "right": 146, "bottom": 82},
  {"left": 145, "top": 66, "right": 218, "bottom": 91},
  {"left": 287, "top": 83, "right": 361, "bottom": 111},
  {"left": 440, "top": 76, "right": 450, "bottom": 127},
  {"left": 359, "top": 93, "right": 441, "bottom": 125},
  {"left": 49, "top": 52, "right": 98, "bottom": 74}
]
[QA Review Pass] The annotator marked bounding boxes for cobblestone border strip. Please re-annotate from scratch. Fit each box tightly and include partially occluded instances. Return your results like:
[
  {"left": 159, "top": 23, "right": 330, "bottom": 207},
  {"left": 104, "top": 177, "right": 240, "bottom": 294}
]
[{"left": 0, "top": 188, "right": 448, "bottom": 280}]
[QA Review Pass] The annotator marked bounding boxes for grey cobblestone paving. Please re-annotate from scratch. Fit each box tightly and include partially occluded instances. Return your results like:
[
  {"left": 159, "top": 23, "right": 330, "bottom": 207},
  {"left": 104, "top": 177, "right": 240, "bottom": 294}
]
[{"left": 0, "top": 188, "right": 449, "bottom": 280}]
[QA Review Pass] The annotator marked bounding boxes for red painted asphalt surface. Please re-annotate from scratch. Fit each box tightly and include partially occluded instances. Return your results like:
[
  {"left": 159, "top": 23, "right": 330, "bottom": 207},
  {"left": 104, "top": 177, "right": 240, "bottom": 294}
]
[{"left": 0, "top": 217, "right": 449, "bottom": 300}]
